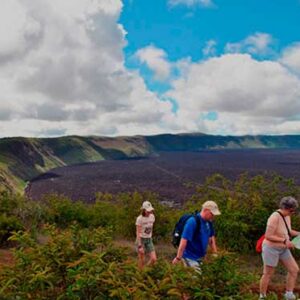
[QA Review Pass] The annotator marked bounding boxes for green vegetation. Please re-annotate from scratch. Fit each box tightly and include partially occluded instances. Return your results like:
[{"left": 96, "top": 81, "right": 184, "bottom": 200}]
[
  {"left": 0, "top": 225, "right": 256, "bottom": 299},
  {"left": 187, "top": 173, "right": 300, "bottom": 252},
  {"left": 0, "top": 173, "right": 299, "bottom": 299}
]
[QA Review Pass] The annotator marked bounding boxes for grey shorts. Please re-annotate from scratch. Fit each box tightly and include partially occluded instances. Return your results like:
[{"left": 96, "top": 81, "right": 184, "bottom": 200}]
[
  {"left": 136, "top": 238, "right": 155, "bottom": 254},
  {"left": 262, "top": 244, "right": 292, "bottom": 267},
  {"left": 183, "top": 257, "right": 202, "bottom": 274}
]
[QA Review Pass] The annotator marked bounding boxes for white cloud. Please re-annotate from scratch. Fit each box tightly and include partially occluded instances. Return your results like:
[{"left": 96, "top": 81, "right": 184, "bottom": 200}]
[
  {"left": 280, "top": 43, "right": 300, "bottom": 75},
  {"left": 0, "top": 1, "right": 43, "bottom": 64},
  {"left": 202, "top": 40, "right": 217, "bottom": 57},
  {"left": 0, "top": 0, "right": 174, "bottom": 137},
  {"left": 225, "top": 32, "right": 275, "bottom": 56},
  {"left": 168, "top": 0, "right": 215, "bottom": 8},
  {"left": 166, "top": 53, "right": 300, "bottom": 135},
  {"left": 1, "top": 1, "right": 300, "bottom": 138},
  {"left": 135, "top": 45, "right": 171, "bottom": 81}
]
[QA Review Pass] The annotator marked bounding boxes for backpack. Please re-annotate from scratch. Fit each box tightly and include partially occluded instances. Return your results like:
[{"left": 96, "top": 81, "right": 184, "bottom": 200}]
[
  {"left": 255, "top": 234, "right": 265, "bottom": 253},
  {"left": 172, "top": 212, "right": 201, "bottom": 248}
]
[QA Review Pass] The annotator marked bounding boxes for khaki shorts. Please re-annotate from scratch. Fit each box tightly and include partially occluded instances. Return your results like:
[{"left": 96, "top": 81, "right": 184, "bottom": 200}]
[{"left": 136, "top": 238, "right": 155, "bottom": 253}]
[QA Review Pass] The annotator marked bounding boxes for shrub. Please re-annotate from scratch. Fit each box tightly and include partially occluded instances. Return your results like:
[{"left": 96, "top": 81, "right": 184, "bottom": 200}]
[
  {"left": 0, "top": 214, "right": 23, "bottom": 245},
  {"left": 0, "top": 224, "right": 115, "bottom": 299},
  {"left": 185, "top": 173, "right": 300, "bottom": 253},
  {"left": 0, "top": 226, "right": 258, "bottom": 299},
  {"left": 43, "top": 194, "right": 91, "bottom": 228}
]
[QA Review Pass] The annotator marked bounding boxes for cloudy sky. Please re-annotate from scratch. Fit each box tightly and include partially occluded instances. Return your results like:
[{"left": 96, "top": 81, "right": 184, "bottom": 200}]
[{"left": 1, "top": 0, "right": 300, "bottom": 137}]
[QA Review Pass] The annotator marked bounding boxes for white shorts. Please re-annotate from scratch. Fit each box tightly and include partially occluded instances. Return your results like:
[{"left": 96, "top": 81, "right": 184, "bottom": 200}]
[
  {"left": 183, "top": 257, "right": 202, "bottom": 274},
  {"left": 262, "top": 244, "right": 292, "bottom": 267}
]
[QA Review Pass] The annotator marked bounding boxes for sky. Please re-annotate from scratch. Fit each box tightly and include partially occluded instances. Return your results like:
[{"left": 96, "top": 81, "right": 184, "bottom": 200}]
[{"left": 1, "top": 0, "right": 300, "bottom": 137}]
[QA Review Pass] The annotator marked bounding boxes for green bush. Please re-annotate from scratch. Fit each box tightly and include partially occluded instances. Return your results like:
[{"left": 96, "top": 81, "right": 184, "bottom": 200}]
[
  {"left": 1, "top": 172, "right": 300, "bottom": 253},
  {"left": 3, "top": 173, "right": 297, "bottom": 298},
  {"left": 0, "top": 225, "right": 258, "bottom": 299},
  {"left": 0, "top": 224, "right": 115, "bottom": 299},
  {"left": 0, "top": 214, "right": 23, "bottom": 245},
  {"left": 185, "top": 173, "right": 300, "bottom": 253},
  {"left": 43, "top": 194, "right": 91, "bottom": 228},
  {"left": 94, "top": 191, "right": 173, "bottom": 240}
]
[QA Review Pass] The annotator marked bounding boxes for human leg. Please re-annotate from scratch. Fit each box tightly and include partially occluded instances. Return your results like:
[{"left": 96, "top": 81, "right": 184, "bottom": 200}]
[
  {"left": 137, "top": 249, "right": 145, "bottom": 269},
  {"left": 148, "top": 250, "right": 157, "bottom": 265},
  {"left": 180, "top": 258, "right": 201, "bottom": 300},
  {"left": 259, "top": 265, "right": 275, "bottom": 296},
  {"left": 143, "top": 238, "right": 156, "bottom": 265},
  {"left": 281, "top": 255, "right": 299, "bottom": 298},
  {"left": 260, "top": 244, "right": 280, "bottom": 297},
  {"left": 136, "top": 239, "right": 146, "bottom": 269}
]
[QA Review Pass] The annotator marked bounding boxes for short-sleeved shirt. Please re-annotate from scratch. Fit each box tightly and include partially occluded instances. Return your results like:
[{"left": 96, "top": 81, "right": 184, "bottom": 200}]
[
  {"left": 182, "top": 214, "right": 215, "bottom": 261},
  {"left": 264, "top": 211, "right": 291, "bottom": 249},
  {"left": 136, "top": 214, "right": 155, "bottom": 238}
]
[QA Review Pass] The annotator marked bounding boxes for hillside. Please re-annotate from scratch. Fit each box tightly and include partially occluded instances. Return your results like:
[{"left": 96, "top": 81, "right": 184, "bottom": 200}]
[
  {"left": 146, "top": 133, "right": 300, "bottom": 151},
  {"left": 0, "top": 135, "right": 153, "bottom": 193},
  {"left": 0, "top": 133, "right": 300, "bottom": 194}
]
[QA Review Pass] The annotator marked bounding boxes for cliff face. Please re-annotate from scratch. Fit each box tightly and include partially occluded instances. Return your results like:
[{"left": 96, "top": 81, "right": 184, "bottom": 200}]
[
  {"left": 0, "top": 169, "right": 15, "bottom": 194},
  {"left": 0, "top": 133, "right": 299, "bottom": 194}
]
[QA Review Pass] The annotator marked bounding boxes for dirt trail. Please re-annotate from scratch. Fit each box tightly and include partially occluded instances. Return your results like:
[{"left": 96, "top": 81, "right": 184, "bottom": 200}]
[
  {"left": 0, "top": 249, "right": 14, "bottom": 267},
  {"left": 249, "top": 283, "right": 300, "bottom": 299}
]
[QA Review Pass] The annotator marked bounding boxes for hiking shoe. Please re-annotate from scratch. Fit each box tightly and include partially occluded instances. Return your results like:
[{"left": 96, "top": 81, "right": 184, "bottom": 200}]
[{"left": 284, "top": 292, "right": 296, "bottom": 300}]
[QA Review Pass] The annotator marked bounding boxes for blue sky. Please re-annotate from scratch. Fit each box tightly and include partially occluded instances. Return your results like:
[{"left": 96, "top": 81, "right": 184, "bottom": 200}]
[
  {"left": 121, "top": 0, "right": 300, "bottom": 61},
  {"left": 120, "top": 0, "right": 300, "bottom": 81},
  {"left": 0, "top": 0, "right": 300, "bottom": 137}
]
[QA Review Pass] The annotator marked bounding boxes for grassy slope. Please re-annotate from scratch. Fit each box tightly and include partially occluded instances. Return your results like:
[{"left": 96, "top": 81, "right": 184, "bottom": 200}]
[
  {"left": 0, "top": 136, "right": 153, "bottom": 194},
  {"left": 0, "top": 133, "right": 300, "bottom": 194}
]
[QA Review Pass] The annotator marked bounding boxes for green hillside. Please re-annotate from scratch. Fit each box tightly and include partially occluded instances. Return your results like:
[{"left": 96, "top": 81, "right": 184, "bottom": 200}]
[
  {"left": 0, "top": 136, "right": 153, "bottom": 193},
  {"left": 0, "top": 133, "right": 300, "bottom": 194}
]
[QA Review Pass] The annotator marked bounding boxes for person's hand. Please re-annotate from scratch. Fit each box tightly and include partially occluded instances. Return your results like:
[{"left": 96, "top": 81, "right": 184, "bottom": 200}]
[
  {"left": 285, "top": 239, "right": 294, "bottom": 249},
  {"left": 138, "top": 246, "right": 144, "bottom": 254},
  {"left": 172, "top": 257, "right": 181, "bottom": 265}
]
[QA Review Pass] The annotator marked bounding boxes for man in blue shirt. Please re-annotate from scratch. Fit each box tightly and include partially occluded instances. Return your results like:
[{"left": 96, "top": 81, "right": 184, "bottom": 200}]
[{"left": 172, "top": 201, "right": 221, "bottom": 269}]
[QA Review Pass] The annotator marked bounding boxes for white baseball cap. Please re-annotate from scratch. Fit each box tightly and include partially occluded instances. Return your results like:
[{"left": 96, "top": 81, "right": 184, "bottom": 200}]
[
  {"left": 202, "top": 200, "right": 221, "bottom": 215},
  {"left": 141, "top": 201, "right": 154, "bottom": 212}
]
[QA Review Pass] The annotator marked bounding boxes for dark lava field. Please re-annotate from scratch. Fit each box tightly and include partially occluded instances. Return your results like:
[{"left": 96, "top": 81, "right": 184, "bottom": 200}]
[{"left": 27, "top": 149, "right": 300, "bottom": 204}]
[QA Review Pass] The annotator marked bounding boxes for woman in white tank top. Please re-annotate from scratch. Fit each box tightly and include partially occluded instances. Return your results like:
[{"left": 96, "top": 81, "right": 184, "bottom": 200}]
[{"left": 135, "top": 201, "right": 157, "bottom": 269}]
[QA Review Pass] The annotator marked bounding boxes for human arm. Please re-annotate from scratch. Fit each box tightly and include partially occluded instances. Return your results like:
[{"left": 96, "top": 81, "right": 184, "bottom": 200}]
[
  {"left": 290, "top": 229, "right": 300, "bottom": 237},
  {"left": 172, "top": 217, "right": 196, "bottom": 264},
  {"left": 209, "top": 236, "right": 217, "bottom": 254},
  {"left": 265, "top": 224, "right": 294, "bottom": 249},
  {"left": 136, "top": 225, "right": 144, "bottom": 254},
  {"left": 172, "top": 238, "right": 187, "bottom": 264}
]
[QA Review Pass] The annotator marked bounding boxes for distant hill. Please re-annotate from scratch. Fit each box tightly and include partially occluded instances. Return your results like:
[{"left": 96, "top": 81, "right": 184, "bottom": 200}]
[
  {"left": 145, "top": 133, "right": 300, "bottom": 151},
  {"left": 0, "top": 133, "right": 300, "bottom": 193}
]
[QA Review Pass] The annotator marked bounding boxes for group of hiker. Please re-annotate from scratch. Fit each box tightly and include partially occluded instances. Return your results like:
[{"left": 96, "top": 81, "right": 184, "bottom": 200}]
[{"left": 136, "top": 196, "right": 300, "bottom": 300}]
